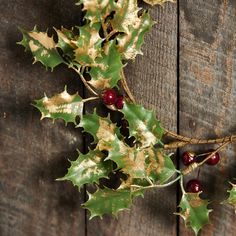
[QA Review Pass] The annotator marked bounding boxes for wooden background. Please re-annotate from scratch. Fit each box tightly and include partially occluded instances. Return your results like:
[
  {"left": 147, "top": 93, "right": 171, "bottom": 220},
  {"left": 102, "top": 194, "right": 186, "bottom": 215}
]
[{"left": 1, "top": 0, "right": 236, "bottom": 235}]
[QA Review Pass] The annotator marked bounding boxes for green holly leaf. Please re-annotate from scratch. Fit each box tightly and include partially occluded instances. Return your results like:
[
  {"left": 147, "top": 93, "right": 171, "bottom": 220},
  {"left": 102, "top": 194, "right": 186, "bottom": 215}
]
[
  {"left": 83, "top": 187, "right": 132, "bottom": 218},
  {"left": 34, "top": 88, "right": 84, "bottom": 124},
  {"left": 224, "top": 182, "right": 236, "bottom": 213},
  {"left": 18, "top": 27, "right": 64, "bottom": 70},
  {"left": 178, "top": 192, "right": 212, "bottom": 235},
  {"left": 122, "top": 102, "right": 164, "bottom": 148},
  {"left": 58, "top": 149, "right": 113, "bottom": 190},
  {"left": 117, "top": 11, "right": 154, "bottom": 60},
  {"left": 79, "top": 111, "right": 120, "bottom": 143},
  {"left": 73, "top": 23, "right": 103, "bottom": 66},
  {"left": 54, "top": 27, "right": 76, "bottom": 59},
  {"left": 88, "top": 41, "right": 123, "bottom": 90},
  {"left": 143, "top": 0, "right": 176, "bottom": 6}
]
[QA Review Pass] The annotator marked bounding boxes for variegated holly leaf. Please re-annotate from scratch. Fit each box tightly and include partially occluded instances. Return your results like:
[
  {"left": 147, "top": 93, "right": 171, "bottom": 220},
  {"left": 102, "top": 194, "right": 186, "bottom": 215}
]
[
  {"left": 54, "top": 27, "right": 76, "bottom": 59},
  {"left": 76, "top": 0, "right": 116, "bottom": 24},
  {"left": 58, "top": 149, "right": 113, "bottom": 190},
  {"left": 18, "top": 27, "right": 64, "bottom": 70},
  {"left": 117, "top": 10, "right": 154, "bottom": 59},
  {"left": 88, "top": 41, "right": 123, "bottom": 90},
  {"left": 178, "top": 193, "right": 211, "bottom": 235},
  {"left": 34, "top": 88, "right": 84, "bottom": 124},
  {"left": 78, "top": 111, "right": 120, "bottom": 143},
  {"left": 224, "top": 182, "right": 236, "bottom": 213},
  {"left": 103, "top": 136, "right": 175, "bottom": 181},
  {"left": 145, "top": 149, "right": 176, "bottom": 183},
  {"left": 122, "top": 102, "right": 164, "bottom": 148},
  {"left": 110, "top": 0, "right": 140, "bottom": 34},
  {"left": 83, "top": 187, "right": 132, "bottom": 218},
  {"left": 143, "top": 0, "right": 176, "bottom": 6},
  {"left": 73, "top": 23, "right": 103, "bottom": 66}
]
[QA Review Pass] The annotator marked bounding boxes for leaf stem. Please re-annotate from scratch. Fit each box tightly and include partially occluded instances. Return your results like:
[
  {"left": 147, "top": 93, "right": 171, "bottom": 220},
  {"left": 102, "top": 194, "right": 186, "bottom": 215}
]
[
  {"left": 71, "top": 66, "right": 99, "bottom": 96},
  {"left": 131, "top": 175, "right": 181, "bottom": 191},
  {"left": 83, "top": 97, "right": 99, "bottom": 102},
  {"left": 179, "top": 175, "right": 186, "bottom": 194}
]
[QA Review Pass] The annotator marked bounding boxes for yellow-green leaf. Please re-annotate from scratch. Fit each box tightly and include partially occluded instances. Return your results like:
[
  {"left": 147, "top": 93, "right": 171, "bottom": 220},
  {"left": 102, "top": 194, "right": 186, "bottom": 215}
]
[
  {"left": 34, "top": 88, "right": 84, "bottom": 124},
  {"left": 178, "top": 193, "right": 212, "bottom": 235},
  {"left": 59, "top": 149, "right": 113, "bottom": 190},
  {"left": 18, "top": 27, "right": 64, "bottom": 70},
  {"left": 122, "top": 102, "right": 164, "bottom": 148},
  {"left": 83, "top": 187, "right": 132, "bottom": 218},
  {"left": 224, "top": 182, "right": 236, "bottom": 213}
]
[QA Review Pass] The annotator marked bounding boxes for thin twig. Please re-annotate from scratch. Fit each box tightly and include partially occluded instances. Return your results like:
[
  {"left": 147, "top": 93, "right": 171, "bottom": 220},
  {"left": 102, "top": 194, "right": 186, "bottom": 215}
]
[
  {"left": 120, "top": 69, "right": 136, "bottom": 103},
  {"left": 71, "top": 66, "right": 99, "bottom": 96},
  {"left": 179, "top": 175, "right": 186, "bottom": 194},
  {"left": 164, "top": 128, "right": 236, "bottom": 149},
  {"left": 131, "top": 175, "right": 181, "bottom": 191},
  {"left": 181, "top": 141, "right": 230, "bottom": 175},
  {"left": 83, "top": 97, "right": 99, "bottom": 102}
]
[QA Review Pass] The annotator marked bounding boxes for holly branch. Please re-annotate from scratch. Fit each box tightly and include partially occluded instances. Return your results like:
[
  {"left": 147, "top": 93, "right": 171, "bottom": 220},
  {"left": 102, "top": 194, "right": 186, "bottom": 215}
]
[{"left": 18, "top": 0, "right": 236, "bottom": 235}]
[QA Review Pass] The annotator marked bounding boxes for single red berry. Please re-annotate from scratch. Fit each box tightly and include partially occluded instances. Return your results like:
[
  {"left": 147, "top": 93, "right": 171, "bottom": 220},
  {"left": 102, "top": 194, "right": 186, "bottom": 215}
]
[
  {"left": 182, "top": 151, "right": 196, "bottom": 166},
  {"left": 186, "top": 179, "right": 202, "bottom": 193},
  {"left": 102, "top": 89, "right": 117, "bottom": 105},
  {"left": 206, "top": 151, "right": 220, "bottom": 165},
  {"left": 115, "top": 95, "right": 124, "bottom": 109}
]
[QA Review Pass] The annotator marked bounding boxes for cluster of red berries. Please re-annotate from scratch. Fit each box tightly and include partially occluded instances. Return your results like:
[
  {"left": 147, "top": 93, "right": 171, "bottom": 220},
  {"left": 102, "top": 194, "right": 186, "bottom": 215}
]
[
  {"left": 182, "top": 150, "right": 220, "bottom": 193},
  {"left": 102, "top": 89, "right": 124, "bottom": 109}
]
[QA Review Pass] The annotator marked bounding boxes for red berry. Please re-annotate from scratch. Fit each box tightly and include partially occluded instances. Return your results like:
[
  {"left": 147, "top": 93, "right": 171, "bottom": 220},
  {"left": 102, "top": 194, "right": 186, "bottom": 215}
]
[
  {"left": 186, "top": 179, "right": 202, "bottom": 193},
  {"left": 115, "top": 95, "right": 124, "bottom": 109},
  {"left": 102, "top": 89, "right": 117, "bottom": 105},
  {"left": 182, "top": 151, "right": 196, "bottom": 166},
  {"left": 206, "top": 151, "right": 220, "bottom": 165}
]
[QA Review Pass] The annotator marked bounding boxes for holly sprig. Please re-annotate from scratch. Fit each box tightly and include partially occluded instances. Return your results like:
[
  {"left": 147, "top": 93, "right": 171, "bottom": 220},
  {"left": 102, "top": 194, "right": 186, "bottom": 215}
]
[{"left": 18, "top": 0, "right": 236, "bottom": 235}]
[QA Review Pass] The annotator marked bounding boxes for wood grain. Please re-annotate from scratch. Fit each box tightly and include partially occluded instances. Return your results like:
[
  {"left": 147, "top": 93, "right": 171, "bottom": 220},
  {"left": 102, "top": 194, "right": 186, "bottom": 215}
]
[
  {"left": 0, "top": 1, "right": 85, "bottom": 236},
  {"left": 86, "top": 2, "right": 178, "bottom": 236},
  {"left": 179, "top": 0, "right": 236, "bottom": 235},
  {"left": 3, "top": 0, "right": 236, "bottom": 235}
]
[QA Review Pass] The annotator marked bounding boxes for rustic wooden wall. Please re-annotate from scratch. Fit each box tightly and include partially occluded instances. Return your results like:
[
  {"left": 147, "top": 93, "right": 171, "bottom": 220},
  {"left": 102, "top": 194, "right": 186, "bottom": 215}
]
[
  {"left": 179, "top": 0, "right": 236, "bottom": 235},
  {"left": 0, "top": 0, "right": 236, "bottom": 236}
]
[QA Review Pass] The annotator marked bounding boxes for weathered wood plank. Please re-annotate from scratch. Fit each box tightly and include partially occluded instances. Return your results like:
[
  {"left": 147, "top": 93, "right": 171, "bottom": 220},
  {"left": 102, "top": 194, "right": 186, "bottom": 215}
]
[
  {"left": 86, "top": 3, "right": 178, "bottom": 236},
  {"left": 0, "top": 1, "right": 85, "bottom": 236},
  {"left": 179, "top": 0, "right": 236, "bottom": 235}
]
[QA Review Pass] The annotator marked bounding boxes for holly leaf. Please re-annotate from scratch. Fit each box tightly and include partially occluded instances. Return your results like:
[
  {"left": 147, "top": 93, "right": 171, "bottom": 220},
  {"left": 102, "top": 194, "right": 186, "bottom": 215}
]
[
  {"left": 145, "top": 149, "right": 176, "bottom": 183},
  {"left": 122, "top": 102, "right": 164, "bottom": 148},
  {"left": 103, "top": 136, "right": 175, "bottom": 181},
  {"left": 77, "top": 0, "right": 115, "bottom": 24},
  {"left": 83, "top": 187, "right": 132, "bottom": 218},
  {"left": 224, "top": 182, "right": 236, "bottom": 213},
  {"left": 34, "top": 88, "right": 84, "bottom": 124},
  {"left": 143, "top": 0, "right": 176, "bottom": 6},
  {"left": 110, "top": 0, "right": 140, "bottom": 34},
  {"left": 54, "top": 27, "right": 76, "bottom": 59},
  {"left": 58, "top": 149, "right": 113, "bottom": 190},
  {"left": 18, "top": 27, "right": 64, "bottom": 70},
  {"left": 79, "top": 111, "right": 120, "bottom": 143},
  {"left": 88, "top": 41, "right": 123, "bottom": 90},
  {"left": 73, "top": 23, "right": 103, "bottom": 66},
  {"left": 117, "top": 10, "right": 154, "bottom": 59},
  {"left": 178, "top": 193, "right": 212, "bottom": 235}
]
